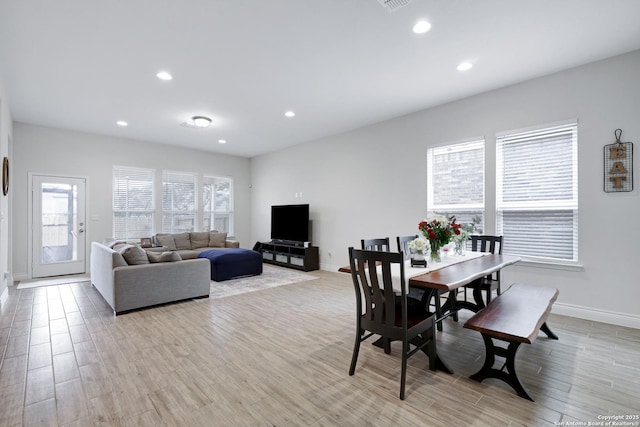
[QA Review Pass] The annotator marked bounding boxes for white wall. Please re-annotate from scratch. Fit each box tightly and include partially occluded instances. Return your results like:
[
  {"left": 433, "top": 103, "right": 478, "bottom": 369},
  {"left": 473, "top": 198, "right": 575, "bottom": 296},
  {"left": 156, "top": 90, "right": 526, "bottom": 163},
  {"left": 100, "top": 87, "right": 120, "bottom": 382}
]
[
  {"left": 251, "top": 50, "right": 640, "bottom": 328},
  {"left": 12, "top": 124, "right": 252, "bottom": 280},
  {"left": 0, "top": 76, "right": 13, "bottom": 302}
]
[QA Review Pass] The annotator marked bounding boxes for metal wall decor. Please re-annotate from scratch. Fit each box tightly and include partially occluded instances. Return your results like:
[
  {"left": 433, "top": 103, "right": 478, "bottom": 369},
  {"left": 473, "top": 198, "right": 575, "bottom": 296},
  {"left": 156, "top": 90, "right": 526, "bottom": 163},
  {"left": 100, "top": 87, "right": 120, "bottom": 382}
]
[{"left": 604, "top": 129, "right": 633, "bottom": 192}]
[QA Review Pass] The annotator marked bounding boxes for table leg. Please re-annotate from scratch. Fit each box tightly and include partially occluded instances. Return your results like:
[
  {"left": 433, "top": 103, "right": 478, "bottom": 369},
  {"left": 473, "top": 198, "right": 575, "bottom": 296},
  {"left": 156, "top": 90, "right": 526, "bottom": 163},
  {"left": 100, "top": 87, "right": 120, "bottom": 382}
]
[
  {"left": 455, "top": 279, "right": 485, "bottom": 313},
  {"left": 417, "top": 345, "right": 454, "bottom": 374},
  {"left": 435, "top": 351, "right": 454, "bottom": 374}
]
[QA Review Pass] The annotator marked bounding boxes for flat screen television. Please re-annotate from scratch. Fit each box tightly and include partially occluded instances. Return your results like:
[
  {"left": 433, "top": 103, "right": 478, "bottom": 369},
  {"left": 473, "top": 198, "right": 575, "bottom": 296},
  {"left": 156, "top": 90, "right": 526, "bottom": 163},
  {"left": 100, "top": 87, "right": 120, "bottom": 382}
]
[{"left": 271, "top": 204, "right": 309, "bottom": 244}]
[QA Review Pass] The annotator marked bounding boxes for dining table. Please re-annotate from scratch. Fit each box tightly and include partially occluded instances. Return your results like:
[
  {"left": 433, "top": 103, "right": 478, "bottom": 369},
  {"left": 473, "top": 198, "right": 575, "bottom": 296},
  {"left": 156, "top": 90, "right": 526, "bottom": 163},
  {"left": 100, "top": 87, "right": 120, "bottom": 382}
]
[
  {"left": 340, "top": 251, "right": 521, "bottom": 374},
  {"left": 408, "top": 253, "right": 521, "bottom": 321}
]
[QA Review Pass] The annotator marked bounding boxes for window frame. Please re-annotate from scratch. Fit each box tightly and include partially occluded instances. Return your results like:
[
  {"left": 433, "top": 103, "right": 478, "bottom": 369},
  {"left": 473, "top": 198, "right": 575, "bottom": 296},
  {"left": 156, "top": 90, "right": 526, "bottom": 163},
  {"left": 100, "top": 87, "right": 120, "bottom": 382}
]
[
  {"left": 112, "top": 166, "right": 155, "bottom": 240},
  {"left": 202, "top": 175, "right": 234, "bottom": 236},
  {"left": 161, "top": 170, "right": 197, "bottom": 234},
  {"left": 496, "top": 120, "right": 579, "bottom": 264},
  {"left": 427, "top": 138, "right": 486, "bottom": 233}
]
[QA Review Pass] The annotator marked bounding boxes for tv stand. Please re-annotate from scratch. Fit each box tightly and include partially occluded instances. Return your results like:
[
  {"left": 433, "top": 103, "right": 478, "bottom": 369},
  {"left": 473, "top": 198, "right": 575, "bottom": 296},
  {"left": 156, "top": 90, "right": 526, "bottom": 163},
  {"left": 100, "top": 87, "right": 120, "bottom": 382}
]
[{"left": 253, "top": 241, "right": 319, "bottom": 271}]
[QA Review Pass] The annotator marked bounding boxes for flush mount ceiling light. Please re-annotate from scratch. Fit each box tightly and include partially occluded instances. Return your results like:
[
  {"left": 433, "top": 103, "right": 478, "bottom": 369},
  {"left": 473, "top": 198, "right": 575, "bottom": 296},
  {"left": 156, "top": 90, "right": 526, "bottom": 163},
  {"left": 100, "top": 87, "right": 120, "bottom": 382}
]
[
  {"left": 156, "top": 71, "right": 173, "bottom": 81},
  {"left": 412, "top": 20, "right": 431, "bottom": 34},
  {"left": 218, "top": 139, "right": 227, "bottom": 144},
  {"left": 284, "top": 111, "right": 295, "bottom": 118},
  {"left": 116, "top": 120, "right": 128, "bottom": 127},
  {"left": 192, "top": 116, "right": 212, "bottom": 128},
  {"left": 457, "top": 61, "right": 473, "bottom": 71}
]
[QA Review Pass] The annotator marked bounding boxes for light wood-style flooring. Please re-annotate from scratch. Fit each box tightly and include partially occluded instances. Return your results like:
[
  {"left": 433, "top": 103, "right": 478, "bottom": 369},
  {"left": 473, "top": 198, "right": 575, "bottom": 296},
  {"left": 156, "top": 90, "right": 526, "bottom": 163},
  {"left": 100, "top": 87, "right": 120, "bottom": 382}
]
[{"left": 1, "top": 268, "right": 639, "bottom": 426}]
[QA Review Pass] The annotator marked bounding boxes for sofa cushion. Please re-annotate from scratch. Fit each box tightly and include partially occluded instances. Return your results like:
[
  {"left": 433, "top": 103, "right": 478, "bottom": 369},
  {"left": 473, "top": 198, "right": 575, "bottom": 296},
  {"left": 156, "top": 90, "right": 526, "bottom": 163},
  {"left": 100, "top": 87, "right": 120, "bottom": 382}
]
[
  {"left": 177, "top": 250, "right": 200, "bottom": 260},
  {"left": 174, "top": 233, "right": 192, "bottom": 250},
  {"left": 118, "top": 245, "right": 150, "bottom": 265},
  {"left": 155, "top": 234, "right": 176, "bottom": 251},
  {"left": 147, "top": 251, "right": 182, "bottom": 263},
  {"left": 209, "top": 232, "right": 228, "bottom": 248},
  {"left": 190, "top": 232, "right": 210, "bottom": 249}
]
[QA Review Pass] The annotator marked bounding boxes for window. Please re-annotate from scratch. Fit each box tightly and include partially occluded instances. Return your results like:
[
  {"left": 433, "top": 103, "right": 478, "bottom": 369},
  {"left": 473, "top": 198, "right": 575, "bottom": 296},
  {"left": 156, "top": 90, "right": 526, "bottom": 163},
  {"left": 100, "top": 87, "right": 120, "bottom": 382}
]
[
  {"left": 162, "top": 171, "right": 197, "bottom": 233},
  {"left": 203, "top": 175, "right": 233, "bottom": 234},
  {"left": 113, "top": 166, "right": 154, "bottom": 239},
  {"left": 496, "top": 122, "right": 578, "bottom": 262},
  {"left": 427, "top": 139, "right": 485, "bottom": 231}
]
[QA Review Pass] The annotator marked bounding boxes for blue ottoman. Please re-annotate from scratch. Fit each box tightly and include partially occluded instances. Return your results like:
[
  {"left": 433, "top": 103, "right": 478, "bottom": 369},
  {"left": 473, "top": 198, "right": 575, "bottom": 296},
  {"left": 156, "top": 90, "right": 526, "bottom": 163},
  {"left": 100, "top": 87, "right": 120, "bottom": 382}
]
[{"left": 197, "top": 248, "right": 263, "bottom": 282}]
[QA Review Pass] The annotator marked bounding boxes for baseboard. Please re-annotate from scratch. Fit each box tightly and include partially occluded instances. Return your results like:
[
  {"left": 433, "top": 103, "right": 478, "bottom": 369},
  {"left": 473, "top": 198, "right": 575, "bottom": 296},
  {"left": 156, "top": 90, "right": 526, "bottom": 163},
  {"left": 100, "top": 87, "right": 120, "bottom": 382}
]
[
  {"left": 13, "top": 272, "right": 28, "bottom": 282},
  {"left": 553, "top": 302, "right": 640, "bottom": 329},
  {"left": 320, "top": 262, "right": 343, "bottom": 274}
]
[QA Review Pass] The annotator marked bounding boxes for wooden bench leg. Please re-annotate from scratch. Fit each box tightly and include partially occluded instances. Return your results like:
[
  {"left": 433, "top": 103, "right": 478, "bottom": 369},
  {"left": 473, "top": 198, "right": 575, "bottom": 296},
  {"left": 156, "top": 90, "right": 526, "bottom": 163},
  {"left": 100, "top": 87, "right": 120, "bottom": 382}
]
[
  {"left": 540, "top": 322, "right": 559, "bottom": 340},
  {"left": 469, "top": 334, "right": 534, "bottom": 401}
]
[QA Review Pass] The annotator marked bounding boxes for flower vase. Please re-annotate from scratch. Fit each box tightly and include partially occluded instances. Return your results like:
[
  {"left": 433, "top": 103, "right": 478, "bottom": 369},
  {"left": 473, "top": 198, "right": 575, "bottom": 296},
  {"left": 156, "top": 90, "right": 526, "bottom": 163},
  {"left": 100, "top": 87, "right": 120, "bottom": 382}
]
[
  {"left": 429, "top": 241, "right": 441, "bottom": 263},
  {"left": 454, "top": 239, "right": 466, "bottom": 256}
]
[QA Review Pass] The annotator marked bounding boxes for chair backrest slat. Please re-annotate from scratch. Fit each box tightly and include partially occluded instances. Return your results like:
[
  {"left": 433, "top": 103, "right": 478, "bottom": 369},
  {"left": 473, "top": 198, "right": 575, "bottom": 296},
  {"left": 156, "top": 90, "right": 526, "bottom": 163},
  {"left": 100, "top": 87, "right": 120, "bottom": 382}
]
[
  {"left": 471, "top": 235, "right": 503, "bottom": 255},
  {"left": 396, "top": 235, "right": 418, "bottom": 260},
  {"left": 361, "top": 237, "right": 391, "bottom": 252}
]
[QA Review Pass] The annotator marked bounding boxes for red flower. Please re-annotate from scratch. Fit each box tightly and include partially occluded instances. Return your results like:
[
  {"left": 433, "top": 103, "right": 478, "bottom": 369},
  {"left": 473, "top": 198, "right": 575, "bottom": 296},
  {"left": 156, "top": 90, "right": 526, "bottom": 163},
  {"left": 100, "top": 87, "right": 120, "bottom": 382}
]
[{"left": 418, "top": 215, "right": 460, "bottom": 247}]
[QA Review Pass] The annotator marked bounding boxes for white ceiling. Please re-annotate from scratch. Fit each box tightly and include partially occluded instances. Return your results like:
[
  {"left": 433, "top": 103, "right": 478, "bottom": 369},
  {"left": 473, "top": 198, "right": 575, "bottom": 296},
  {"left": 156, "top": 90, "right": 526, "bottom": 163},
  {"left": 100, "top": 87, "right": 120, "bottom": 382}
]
[{"left": 1, "top": 1, "right": 640, "bottom": 158}]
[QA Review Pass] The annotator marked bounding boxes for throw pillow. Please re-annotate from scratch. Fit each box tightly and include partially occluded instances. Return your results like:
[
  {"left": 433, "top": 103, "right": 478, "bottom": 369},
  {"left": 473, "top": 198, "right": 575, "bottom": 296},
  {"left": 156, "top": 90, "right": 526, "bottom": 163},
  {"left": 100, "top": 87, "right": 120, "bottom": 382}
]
[
  {"left": 209, "top": 232, "right": 228, "bottom": 248},
  {"left": 103, "top": 238, "right": 124, "bottom": 248},
  {"left": 112, "top": 243, "right": 130, "bottom": 252},
  {"left": 119, "top": 245, "right": 150, "bottom": 265},
  {"left": 190, "top": 232, "right": 210, "bottom": 249},
  {"left": 147, "top": 251, "right": 182, "bottom": 263},
  {"left": 174, "top": 232, "right": 192, "bottom": 250},
  {"left": 155, "top": 234, "right": 177, "bottom": 251}
]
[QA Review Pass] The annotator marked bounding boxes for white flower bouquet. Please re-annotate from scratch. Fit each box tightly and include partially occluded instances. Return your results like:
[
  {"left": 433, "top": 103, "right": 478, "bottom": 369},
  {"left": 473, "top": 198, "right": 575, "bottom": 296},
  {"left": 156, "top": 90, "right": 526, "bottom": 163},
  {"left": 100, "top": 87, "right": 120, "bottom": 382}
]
[{"left": 408, "top": 237, "right": 429, "bottom": 254}]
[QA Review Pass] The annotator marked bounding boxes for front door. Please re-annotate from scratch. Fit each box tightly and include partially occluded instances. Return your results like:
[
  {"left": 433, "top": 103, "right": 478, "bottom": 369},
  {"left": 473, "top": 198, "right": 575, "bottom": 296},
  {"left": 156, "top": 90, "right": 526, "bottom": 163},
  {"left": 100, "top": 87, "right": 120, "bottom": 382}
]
[{"left": 32, "top": 175, "right": 86, "bottom": 278}]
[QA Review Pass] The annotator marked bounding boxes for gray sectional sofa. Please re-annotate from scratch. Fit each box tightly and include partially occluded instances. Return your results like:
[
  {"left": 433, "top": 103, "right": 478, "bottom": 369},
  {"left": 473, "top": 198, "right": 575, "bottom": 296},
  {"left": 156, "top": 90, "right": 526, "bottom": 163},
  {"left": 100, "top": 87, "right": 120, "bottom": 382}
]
[
  {"left": 90, "top": 241, "right": 211, "bottom": 315},
  {"left": 154, "top": 231, "right": 239, "bottom": 259}
]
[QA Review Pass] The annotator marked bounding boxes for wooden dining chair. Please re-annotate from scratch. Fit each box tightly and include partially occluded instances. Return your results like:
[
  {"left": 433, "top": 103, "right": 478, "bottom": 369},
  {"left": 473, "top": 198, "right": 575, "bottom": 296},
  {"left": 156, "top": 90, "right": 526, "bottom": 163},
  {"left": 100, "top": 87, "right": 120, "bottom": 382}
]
[
  {"left": 397, "top": 235, "right": 449, "bottom": 331},
  {"left": 396, "top": 233, "right": 433, "bottom": 313},
  {"left": 361, "top": 237, "right": 391, "bottom": 252},
  {"left": 396, "top": 235, "right": 417, "bottom": 260},
  {"left": 469, "top": 235, "right": 503, "bottom": 304},
  {"left": 348, "top": 247, "right": 437, "bottom": 400}
]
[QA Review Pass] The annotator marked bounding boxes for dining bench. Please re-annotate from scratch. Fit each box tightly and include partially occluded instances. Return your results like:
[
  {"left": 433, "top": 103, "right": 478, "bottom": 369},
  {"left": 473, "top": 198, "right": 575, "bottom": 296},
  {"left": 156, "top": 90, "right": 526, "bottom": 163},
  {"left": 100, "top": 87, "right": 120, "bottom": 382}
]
[{"left": 463, "top": 282, "right": 559, "bottom": 401}]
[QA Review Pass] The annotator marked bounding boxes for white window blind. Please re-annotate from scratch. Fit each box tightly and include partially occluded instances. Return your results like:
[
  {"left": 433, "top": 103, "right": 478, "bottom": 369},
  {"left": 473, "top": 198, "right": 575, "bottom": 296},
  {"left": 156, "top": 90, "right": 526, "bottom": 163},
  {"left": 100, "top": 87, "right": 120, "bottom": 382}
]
[
  {"left": 113, "top": 166, "right": 154, "bottom": 239},
  {"left": 427, "top": 139, "right": 485, "bottom": 231},
  {"left": 203, "top": 175, "right": 234, "bottom": 234},
  {"left": 496, "top": 122, "right": 578, "bottom": 262},
  {"left": 162, "top": 171, "right": 197, "bottom": 233}
]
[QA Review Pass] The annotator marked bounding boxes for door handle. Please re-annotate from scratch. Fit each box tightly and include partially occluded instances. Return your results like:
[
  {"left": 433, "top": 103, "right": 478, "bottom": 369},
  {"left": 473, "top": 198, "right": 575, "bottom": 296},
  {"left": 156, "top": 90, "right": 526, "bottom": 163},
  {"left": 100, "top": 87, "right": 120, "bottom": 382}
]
[{"left": 78, "top": 229, "right": 85, "bottom": 233}]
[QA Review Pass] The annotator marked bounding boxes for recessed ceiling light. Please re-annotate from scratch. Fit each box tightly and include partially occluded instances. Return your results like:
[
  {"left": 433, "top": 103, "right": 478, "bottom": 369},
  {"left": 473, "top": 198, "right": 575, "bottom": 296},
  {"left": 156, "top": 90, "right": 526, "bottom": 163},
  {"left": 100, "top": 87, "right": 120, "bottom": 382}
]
[
  {"left": 457, "top": 62, "right": 473, "bottom": 71},
  {"left": 156, "top": 71, "right": 173, "bottom": 81},
  {"left": 218, "top": 139, "right": 227, "bottom": 144},
  {"left": 413, "top": 20, "right": 431, "bottom": 34},
  {"left": 191, "top": 116, "right": 212, "bottom": 128},
  {"left": 284, "top": 111, "right": 295, "bottom": 118},
  {"left": 116, "top": 120, "right": 128, "bottom": 127}
]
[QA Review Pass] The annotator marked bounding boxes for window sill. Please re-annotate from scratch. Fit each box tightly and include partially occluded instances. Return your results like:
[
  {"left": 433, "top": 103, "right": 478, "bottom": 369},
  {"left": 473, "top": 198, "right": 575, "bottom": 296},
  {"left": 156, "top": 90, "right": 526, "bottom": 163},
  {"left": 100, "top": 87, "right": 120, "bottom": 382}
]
[{"left": 515, "top": 258, "right": 584, "bottom": 272}]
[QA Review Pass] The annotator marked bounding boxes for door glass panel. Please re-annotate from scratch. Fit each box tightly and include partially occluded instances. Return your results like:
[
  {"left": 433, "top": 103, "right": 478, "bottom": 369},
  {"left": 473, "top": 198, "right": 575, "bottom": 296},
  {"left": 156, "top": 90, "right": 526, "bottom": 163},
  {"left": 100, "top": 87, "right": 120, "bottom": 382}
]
[{"left": 41, "top": 182, "right": 78, "bottom": 264}]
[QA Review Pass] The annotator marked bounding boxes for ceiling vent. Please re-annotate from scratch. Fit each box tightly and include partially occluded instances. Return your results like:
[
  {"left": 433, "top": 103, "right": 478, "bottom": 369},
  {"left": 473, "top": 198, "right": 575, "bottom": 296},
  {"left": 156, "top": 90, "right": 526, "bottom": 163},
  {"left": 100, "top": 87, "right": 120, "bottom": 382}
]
[{"left": 377, "top": 0, "right": 414, "bottom": 12}]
